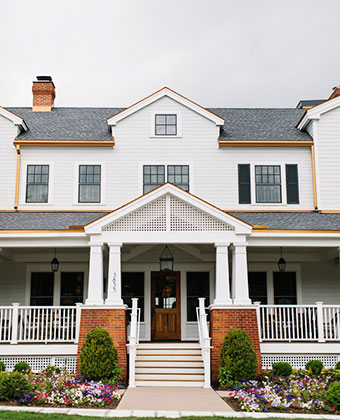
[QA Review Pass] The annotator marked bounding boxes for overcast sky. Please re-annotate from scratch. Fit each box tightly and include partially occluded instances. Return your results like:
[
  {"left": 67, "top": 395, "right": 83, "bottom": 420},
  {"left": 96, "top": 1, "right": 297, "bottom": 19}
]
[{"left": 1, "top": 0, "right": 340, "bottom": 108}]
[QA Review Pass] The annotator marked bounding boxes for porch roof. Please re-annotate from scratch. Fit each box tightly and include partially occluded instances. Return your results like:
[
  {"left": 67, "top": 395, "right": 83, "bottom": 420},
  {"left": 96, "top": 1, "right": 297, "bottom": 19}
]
[
  {"left": 1, "top": 210, "right": 340, "bottom": 232},
  {"left": 229, "top": 211, "right": 340, "bottom": 231}
]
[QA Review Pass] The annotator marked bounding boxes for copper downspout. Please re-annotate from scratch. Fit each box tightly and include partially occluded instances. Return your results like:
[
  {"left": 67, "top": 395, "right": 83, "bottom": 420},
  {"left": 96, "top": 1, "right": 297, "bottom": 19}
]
[{"left": 14, "top": 145, "right": 21, "bottom": 209}]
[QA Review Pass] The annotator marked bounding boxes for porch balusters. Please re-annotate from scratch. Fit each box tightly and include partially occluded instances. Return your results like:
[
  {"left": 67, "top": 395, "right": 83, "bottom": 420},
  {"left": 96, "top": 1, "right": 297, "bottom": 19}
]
[
  {"left": 231, "top": 242, "right": 251, "bottom": 305},
  {"left": 213, "top": 243, "right": 232, "bottom": 306},
  {"left": 86, "top": 244, "right": 104, "bottom": 305},
  {"left": 10, "top": 303, "right": 19, "bottom": 344},
  {"left": 105, "top": 243, "right": 124, "bottom": 306}
]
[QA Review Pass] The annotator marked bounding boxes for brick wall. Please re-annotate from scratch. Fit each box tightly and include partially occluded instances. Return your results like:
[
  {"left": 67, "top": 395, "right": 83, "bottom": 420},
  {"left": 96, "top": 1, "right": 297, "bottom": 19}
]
[
  {"left": 210, "top": 308, "right": 262, "bottom": 383},
  {"left": 77, "top": 308, "right": 127, "bottom": 383}
]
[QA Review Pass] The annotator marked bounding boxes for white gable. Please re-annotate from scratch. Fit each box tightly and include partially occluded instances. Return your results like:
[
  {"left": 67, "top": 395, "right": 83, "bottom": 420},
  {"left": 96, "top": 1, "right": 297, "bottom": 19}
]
[
  {"left": 107, "top": 87, "right": 225, "bottom": 127},
  {"left": 103, "top": 195, "right": 234, "bottom": 232},
  {"left": 85, "top": 184, "right": 251, "bottom": 237}
]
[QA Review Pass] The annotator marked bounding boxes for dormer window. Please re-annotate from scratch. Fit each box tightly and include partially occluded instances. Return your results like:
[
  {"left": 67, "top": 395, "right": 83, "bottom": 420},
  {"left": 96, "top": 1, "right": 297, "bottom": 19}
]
[{"left": 155, "top": 114, "right": 177, "bottom": 136}]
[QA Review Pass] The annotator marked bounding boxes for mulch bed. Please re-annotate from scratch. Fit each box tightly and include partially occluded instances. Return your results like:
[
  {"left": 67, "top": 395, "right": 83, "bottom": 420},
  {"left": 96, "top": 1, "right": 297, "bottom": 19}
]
[
  {"left": 0, "top": 399, "right": 120, "bottom": 409},
  {"left": 224, "top": 397, "right": 340, "bottom": 415}
]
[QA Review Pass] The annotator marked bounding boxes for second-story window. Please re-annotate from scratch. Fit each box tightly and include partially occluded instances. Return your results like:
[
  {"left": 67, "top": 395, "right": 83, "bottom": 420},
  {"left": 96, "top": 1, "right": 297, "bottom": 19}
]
[
  {"left": 155, "top": 114, "right": 177, "bottom": 135},
  {"left": 255, "top": 165, "right": 281, "bottom": 203},
  {"left": 79, "top": 165, "right": 101, "bottom": 203},
  {"left": 143, "top": 164, "right": 190, "bottom": 194},
  {"left": 143, "top": 165, "right": 165, "bottom": 194},
  {"left": 26, "top": 165, "right": 49, "bottom": 203},
  {"left": 167, "top": 165, "right": 189, "bottom": 191}
]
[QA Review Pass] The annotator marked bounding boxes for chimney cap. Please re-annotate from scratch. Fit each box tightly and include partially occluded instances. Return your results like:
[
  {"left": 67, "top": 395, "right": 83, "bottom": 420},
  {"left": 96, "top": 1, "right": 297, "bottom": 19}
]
[{"left": 36, "top": 76, "right": 53, "bottom": 82}]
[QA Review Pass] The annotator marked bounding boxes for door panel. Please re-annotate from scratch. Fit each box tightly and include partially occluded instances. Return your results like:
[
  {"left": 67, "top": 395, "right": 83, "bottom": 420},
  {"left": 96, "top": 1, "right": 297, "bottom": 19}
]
[{"left": 151, "top": 272, "right": 181, "bottom": 340}]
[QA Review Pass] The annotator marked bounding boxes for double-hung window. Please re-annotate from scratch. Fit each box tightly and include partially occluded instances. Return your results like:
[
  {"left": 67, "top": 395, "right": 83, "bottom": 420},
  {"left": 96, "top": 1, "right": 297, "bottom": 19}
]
[
  {"left": 255, "top": 165, "right": 281, "bottom": 203},
  {"left": 143, "top": 164, "right": 189, "bottom": 194},
  {"left": 155, "top": 114, "right": 177, "bottom": 135},
  {"left": 26, "top": 165, "right": 49, "bottom": 203},
  {"left": 78, "top": 165, "right": 101, "bottom": 203}
]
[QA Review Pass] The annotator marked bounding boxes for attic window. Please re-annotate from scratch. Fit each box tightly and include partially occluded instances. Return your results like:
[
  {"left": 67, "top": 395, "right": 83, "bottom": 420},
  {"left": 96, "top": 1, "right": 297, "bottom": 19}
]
[{"left": 155, "top": 114, "right": 177, "bottom": 135}]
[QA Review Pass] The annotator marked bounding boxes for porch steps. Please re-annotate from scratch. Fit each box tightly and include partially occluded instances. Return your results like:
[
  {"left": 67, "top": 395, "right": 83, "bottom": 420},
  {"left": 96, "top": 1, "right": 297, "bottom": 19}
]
[{"left": 135, "top": 342, "right": 205, "bottom": 387}]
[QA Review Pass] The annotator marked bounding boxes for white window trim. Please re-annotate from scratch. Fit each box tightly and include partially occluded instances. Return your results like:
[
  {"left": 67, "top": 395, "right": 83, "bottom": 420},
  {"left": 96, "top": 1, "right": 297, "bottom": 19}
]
[
  {"left": 73, "top": 162, "right": 106, "bottom": 206},
  {"left": 26, "top": 263, "right": 89, "bottom": 306},
  {"left": 149, "top": 111, "right": 182, "bottom": 138},
  {"left": 250, "top": 163, "right": 288, "bottom": 206},
  {"left": 138, "top": 161, "right": 193, "bottom": 196},
  {"left": 248, "top": 263, "right": 302, "bottom": 304},
  {"left": 21, "top": 162, "right": 54, "bottom": 206}
]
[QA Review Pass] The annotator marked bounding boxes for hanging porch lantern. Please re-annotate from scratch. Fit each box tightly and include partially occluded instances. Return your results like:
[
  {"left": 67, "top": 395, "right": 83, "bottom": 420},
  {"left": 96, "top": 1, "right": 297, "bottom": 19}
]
[
  {"left": 277, "top": 247, "right": 286, "bottom": 273},
  {"left": 159, "top": 245, "right": 174, "bottom": 272},
  {"left": 50, "top": 248, "right": 60, "bottom": 273}
]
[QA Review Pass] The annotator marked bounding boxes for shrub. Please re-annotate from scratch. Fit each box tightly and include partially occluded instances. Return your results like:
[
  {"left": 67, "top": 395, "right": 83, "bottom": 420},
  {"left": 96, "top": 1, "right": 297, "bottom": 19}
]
[
  {"left": 220, "top": 329, "right": 257, "bottom": 382},
  {"left": 325, "top": 382, "right": 340, "bottom": 409},
  {"left": 335, "top": 361, "right": 340, "bottom": 370},
  {"left": 80, "top": 328, "right": 121, "bottom": 382},
  {"left": 218, "top": 366, "right": 233, "bottom": 388},
  {"left": 43, "top": 365, "right": 61, "bottom": 376},
  {"left": 272, "top": 362, "right": 292, "bottom": 377},
  {"left": 305, "top": 360, "right": 324, "bottom": 375},
  {"left": 13, "top": 361, "right": 31, "bottom": 374},
  {"left": 0, "top": 360, "right": 5, "bottom": 372},
  {"left": 0, "top": 372, "right": 32, "bottom": 401}
]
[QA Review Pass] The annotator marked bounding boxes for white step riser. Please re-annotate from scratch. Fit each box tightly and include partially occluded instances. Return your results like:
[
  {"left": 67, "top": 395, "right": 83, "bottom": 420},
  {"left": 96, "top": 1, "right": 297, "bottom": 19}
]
[
  {"left": 135, "top": 381, "right": 205, "bottom": 387},
  {"left": 138, "top": 343, "right": 201, "bottom": 349},
  {"left": 136, "top": 374, "right": 205, "bottom": 380},
  {"left": 136, "top": 355, "right": 203, "bottom": 361},
  {"left": 135, "top": 361, "right": 204, "bottom": 368},
  {"left": 137, "top": 349, "right": 202, "bottom": 355},
  {"left": 135, "top": 368, "right": 204, "bottom": 374}
]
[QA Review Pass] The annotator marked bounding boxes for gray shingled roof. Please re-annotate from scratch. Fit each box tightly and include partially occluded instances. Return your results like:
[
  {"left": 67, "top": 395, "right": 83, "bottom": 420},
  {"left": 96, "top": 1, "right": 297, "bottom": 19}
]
[
  {"left": 0, "top": 212, "right": 108, "bottom": 230},
  {"left": 1, "top": 211, "right": 340, "bottom": 231},
  {"left": 6, "top": 107, "right": 311, "bottom": 142},
  {"left": 229, "top": 212, "right": 340, "bottom": 231}
]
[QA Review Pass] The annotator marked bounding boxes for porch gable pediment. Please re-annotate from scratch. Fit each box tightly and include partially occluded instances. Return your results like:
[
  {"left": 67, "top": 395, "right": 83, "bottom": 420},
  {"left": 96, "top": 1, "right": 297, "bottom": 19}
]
[{"left": 85, "top": 184, "right": 251, "bottom": 235}]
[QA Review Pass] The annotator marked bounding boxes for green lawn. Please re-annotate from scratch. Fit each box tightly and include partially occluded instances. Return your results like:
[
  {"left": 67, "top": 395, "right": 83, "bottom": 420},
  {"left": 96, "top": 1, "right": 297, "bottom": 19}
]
[{"left": 0, "top": 413, "right": 326, "bottom": 420}]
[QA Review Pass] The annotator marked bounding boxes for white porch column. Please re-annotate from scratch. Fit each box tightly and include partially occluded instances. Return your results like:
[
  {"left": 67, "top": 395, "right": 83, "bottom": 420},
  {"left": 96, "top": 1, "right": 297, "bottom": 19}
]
[
  {"left": 105, "top": 242, "right": 124, "bottom": 306},
  {"left": 213, "top": 243, "right": 232, "bottom": 306},
  {"left": 232, "top": 242, "right": 251, "bottom": 305},
  {"left": 86, "top": 244, "right": 104, "bottom": 305}
]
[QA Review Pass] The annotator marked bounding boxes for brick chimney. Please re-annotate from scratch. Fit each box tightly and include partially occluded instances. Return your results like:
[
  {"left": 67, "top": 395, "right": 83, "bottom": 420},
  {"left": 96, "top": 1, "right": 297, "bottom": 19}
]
[
  {"left": 329, "top": 86, "right": 340, "bottom": 101},
  {"left": 32, "top": 76, "right": 56, "bottom": 112}
]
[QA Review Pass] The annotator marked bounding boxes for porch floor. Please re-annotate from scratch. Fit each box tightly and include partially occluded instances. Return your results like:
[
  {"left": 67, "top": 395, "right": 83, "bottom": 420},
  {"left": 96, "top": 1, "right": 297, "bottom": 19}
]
[{"left": 118, "top": 386, "right": 232, "bottom": 412}]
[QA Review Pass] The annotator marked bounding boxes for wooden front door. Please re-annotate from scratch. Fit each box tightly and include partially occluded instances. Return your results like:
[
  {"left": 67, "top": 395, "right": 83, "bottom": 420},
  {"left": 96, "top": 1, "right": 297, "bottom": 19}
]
[{"left": 151, "top": 271, "right": 181, "bottom": 340}]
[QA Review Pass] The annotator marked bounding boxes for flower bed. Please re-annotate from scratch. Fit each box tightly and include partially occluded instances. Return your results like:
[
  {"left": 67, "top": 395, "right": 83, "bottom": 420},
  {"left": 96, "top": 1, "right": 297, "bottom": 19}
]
[
  {"left": 0, "top": 368, "right": 121, "bottom": 408},
  {"left": 231, "top": 370, "right": 340, "bottom": 413}
]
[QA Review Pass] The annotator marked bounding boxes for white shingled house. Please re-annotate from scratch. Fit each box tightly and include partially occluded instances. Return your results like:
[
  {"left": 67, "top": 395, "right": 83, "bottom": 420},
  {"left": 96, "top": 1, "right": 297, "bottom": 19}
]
[{"left": 1, "top": 76, "right": 340, "bottom": 387}]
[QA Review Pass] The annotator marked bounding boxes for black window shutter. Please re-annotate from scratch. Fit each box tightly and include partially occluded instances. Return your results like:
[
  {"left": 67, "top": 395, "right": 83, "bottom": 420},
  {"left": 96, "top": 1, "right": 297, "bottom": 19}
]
[
  {"left": 238, "top": 164, "right": 251, "bottom": 204},
  {"left": 286, "top": 164, "right": 299, "bottom": 204}
]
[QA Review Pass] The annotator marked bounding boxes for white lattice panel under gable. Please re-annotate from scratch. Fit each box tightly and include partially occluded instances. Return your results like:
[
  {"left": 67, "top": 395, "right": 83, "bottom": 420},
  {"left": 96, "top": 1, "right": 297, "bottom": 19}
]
[
  {"left": 104, "top": 197, "right": 167, "bottom": 231},
  {"left": 103, "top": 194, "right": 234, "bottom": 232},
  {"left": 170, "top": 196, "right": 234, "bottom": 231}
]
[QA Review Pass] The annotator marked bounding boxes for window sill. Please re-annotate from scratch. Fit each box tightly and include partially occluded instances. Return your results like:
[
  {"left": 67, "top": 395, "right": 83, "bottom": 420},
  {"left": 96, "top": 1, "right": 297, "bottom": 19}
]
[
  {"left": 149, "top": 135, "right": 182, "bottom": 139},
  {"left": 20, "top": 203, "right": 53, "bottom": 206},
  {"left": 72, "top": 203, "right": 106, "bottom": 206},
  {"left": 251, "top": 203, "right": 288, "bottom": 206}
]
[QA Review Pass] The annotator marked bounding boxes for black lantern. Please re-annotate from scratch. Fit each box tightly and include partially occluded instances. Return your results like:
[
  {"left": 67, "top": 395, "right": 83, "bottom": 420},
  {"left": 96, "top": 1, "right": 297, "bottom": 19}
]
[
  {"left": 277, "top": 247, "right": 286, "bottom": 273},
  {"left": 159, "top": 245, "right": 174, "bottom": 272},
  {"left": 50, "top": 248, "right": 60, "bottom": 273}
]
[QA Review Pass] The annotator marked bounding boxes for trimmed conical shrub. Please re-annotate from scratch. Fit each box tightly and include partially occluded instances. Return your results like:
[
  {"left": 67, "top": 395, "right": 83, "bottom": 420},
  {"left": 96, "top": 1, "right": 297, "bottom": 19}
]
[
  {"left": 220, "top": 328, "right": 257, "bottom": 381},
  {"left": 80, "top": 328, "right": 121, "bottom": 382}
]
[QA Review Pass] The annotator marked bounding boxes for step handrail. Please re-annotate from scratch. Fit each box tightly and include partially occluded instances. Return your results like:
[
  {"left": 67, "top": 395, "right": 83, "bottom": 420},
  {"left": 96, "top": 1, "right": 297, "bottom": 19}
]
[
  {"left": 127, "top": 298, "right": 140, "bottom": 387},
  {"left": 196, "top": 297, "right": 211, "bottom": 388}
]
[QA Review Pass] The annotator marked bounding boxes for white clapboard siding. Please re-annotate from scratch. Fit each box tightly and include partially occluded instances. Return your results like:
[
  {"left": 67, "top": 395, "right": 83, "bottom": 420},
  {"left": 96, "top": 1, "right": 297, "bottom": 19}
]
[
  {"left": 316, "top": 106, "right": 340, "bottom": 209},
  {"left": 11, "top": 96, "right": 314, "bottom": 211}
]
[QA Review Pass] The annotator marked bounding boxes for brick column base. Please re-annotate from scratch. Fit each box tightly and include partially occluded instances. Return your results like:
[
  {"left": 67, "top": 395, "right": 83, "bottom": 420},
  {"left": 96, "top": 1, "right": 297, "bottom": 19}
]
[
  {"left": 77, "top": 308, "right": 127, "bottom": 384},
  {"left": 210, "top": 308, "right": 262, "bottom": 383}
]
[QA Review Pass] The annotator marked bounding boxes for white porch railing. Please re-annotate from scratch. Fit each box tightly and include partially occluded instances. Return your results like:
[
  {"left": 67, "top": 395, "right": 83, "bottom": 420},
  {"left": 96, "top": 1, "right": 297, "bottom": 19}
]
[
  {"left": 257, "top": 302, "right": 340, "bottom": 342},
  {"left": 0, "top": 303, "right": 82, "bottom": 344},
  {"left": 127, "top": 298, "right": 141, "bottom": 387},
  {"left": 196, "top": 297, "right": 211, "bottom": 388}
]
